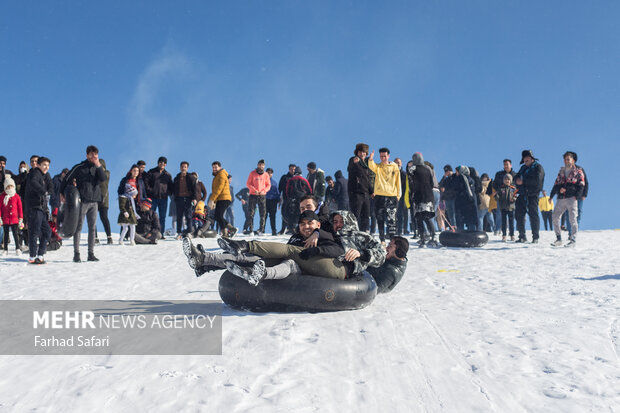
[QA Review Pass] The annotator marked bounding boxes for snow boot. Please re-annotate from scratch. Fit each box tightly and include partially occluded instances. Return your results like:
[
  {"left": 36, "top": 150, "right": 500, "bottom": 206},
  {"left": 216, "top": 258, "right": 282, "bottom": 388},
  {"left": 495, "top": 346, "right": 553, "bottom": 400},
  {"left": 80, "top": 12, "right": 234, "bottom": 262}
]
[
  {"left": 218, "top": 238, "right": 249, "bottom": 256},
  {"left": 249, "top": 260, "right": 267, "bottom": 286},
  {"left": 224, "top": 260, "right": 254, "bottom": 283}
]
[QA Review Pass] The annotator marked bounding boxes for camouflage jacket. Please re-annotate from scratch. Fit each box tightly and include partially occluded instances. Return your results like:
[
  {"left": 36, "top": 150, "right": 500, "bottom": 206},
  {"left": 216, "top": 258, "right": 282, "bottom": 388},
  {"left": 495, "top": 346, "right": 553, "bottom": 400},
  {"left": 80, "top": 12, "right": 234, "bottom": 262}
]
[{"left": 330, "top": 210, "right": 386, "bottom": 274}]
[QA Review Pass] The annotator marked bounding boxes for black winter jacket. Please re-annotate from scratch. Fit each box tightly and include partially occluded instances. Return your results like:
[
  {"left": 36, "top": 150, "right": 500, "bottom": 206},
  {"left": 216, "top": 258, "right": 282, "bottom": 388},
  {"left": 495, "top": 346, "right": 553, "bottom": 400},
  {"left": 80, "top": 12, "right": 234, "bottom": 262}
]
[
  {"left": 439, "top": 174, "right": 457, "bottom": 201},
  {"left": 334, "top": 170, "right": 349, "bottom": 209},
  {"left": 25, "top": 168, "right": 53, "bottom": 212},
  {"left": 145, "top": 167, "right": 173, "bottom": 199},
  {"left": 61, "top": 160, "right": 106, "bottom": 203},
  {"left": 515, "top": 162, "right": 545, "bottom": 197},
  {"left": 136, "top": 208, "right": 161, "bottom": 235},
  {"left": 347, "top": 156, "right": 373, "bottom": 195},
  {"left": 368, "top": 257, "right": 408, "bottom": 294},
  {"left": 287, "top": 229, "right": 344, "bottom": 259},
  {"left": 407, "top": 165, "right": 435, "bottom": 204}
]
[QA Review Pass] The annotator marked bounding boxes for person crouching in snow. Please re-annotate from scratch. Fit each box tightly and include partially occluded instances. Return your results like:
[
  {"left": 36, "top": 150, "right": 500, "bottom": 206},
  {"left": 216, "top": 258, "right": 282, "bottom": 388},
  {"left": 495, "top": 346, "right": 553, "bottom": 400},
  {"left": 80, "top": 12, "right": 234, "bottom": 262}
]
[
  {"left": 0, "top": 176, "right": 23, "bottom": 255},
  {"left": 117, "top": 165, "right": 140, "bottom": 246},
  {"left": 134, "top": 198, "right": 161, "bottom": 244},
  {"left": 191, "top": 201, "right": 207, "bottom": 235}
]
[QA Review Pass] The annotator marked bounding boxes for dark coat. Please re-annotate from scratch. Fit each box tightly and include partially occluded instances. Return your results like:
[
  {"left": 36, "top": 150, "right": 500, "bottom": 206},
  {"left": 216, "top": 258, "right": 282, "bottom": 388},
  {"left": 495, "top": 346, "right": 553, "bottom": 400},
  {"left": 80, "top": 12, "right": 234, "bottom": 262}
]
[
  {"left": 136, "top": 208, "right": 161, "bottom": 235},
  {"left": 439, "top": 174, "right": 457, "bottom": 201},
  {"left": 173, "top": 173, "right": 198, "bottom": 200},
  {"left": 287, "top": 229, "right": 344, "bottom": 258},
  {"left": 196, "top": 180, "right": 207, "bottom": 201},
  {"left": 515, "top": 161, "right": 545, "bottom": 197},
  {"left": 407, "top": 164, "right": 435, "bottom": 205},
  {"left": 278, "top": 172, "right": 294, "bottom": 199},
  {"left": 454, "top": 174, "right": 477, "bottom": 224},
  {"left": 285, "top": 175, "right": 312, "bottom": 200},
  {"left": 347, "top": 156, "right": 373, "bottom": 195},
  {"left": 50, "top": 173, "right": 64, "bottom": 209},
  {"left": 334, "top": 170, "right": 349, "bottom": 209},
  {"left": 145, "top": 167, "right": 173, "bottom": 199},
  {"left": 61, "top": 160, "right": 106, "bottom": 203},
  {"left": 25, "top": 168, "right": 53, "bottom": 212},
  {"left": 368, "top": 257, "right": 408, "bottom": 294}
]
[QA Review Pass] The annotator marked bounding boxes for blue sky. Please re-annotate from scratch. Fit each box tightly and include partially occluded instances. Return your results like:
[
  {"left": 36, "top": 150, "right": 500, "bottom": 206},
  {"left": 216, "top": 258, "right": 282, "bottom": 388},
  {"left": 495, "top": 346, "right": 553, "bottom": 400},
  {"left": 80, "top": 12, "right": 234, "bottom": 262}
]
[{"left": 1, "top": 1, "right": 618, "bottom": 231}]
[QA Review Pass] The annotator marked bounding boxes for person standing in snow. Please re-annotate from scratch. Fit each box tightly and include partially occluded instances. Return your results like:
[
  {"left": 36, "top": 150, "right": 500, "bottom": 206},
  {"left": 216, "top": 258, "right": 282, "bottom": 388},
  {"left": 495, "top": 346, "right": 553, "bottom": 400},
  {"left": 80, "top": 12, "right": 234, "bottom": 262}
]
[
  {"left": 246, "top": 159, "right": 271, "bottom": 235},
  {"left": 265, "top": 168, "right": 280, "bottom": 236},
  {"left": 514, "top": 150, "right": 545, "bottom": 243},
  {"left": 550, "top": 151, "right": 585, "bottom": 247},
  {"left": 368, "top": 147, "right": 401, "bottom": 244},
  {"left": 306, "top": 162, "right": 326, "bottom": 202},
  {"left": 347, "top": 143, "right": 373, "bottom": 232},
  {"left": 61, "top": 145, "right": 106, "bottom": 262}
]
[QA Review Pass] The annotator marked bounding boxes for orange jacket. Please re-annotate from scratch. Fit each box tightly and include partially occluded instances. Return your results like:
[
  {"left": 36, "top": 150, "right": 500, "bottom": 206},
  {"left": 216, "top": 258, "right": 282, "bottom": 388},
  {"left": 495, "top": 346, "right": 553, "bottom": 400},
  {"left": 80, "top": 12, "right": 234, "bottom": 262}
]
[
  {"left": 210, "top": 169, "right": 231, "bottom": 202},
  {"left": 246, "top": 170, "right": 271, "bottom": 195}
]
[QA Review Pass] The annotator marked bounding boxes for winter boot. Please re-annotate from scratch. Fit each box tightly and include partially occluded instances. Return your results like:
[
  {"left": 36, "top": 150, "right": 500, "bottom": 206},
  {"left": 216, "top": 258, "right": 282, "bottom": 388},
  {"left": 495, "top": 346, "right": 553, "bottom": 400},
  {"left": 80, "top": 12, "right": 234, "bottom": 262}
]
[
  {"left": 224, "top": 260, "right": 254, "bottom": 282},
  {"left": 183, "top": 237, "right": 204, "bottom": 269},
  {"left": 107, "top": 236, "right": 113, "bottom": 245},
  {"left": 223, "top": 224, "right": 238, "bottom": 238},
  {"left": 550, "top": 236, "right": 563, "bottom": 247},
  {"left": 87, "top": 253, "right": 99, "bottom": 262},
  {"left": 73, "top": 253, "right": 81, "bottom": 263},
  {"left": 249, "top": 260, "right": 267, "bottom": 286},
  {"left": 218, "top": 238, "right": 249, "bottom": 256}
]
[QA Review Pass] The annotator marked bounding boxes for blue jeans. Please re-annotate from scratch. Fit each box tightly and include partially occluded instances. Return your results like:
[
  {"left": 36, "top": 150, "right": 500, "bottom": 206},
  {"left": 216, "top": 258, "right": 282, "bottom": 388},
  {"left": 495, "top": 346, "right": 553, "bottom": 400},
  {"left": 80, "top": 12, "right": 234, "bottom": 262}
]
[
  {"left": 492, "top": 208, "right": 502, "bottom": 232},
  {"left": 477, "top": 208, "right": 494, "bottom": 232},
  {"left": 444, "top": 199, "right": 456, "bottom": 229},
  {"left": 151, "top": 198, "right": 168, "bottom": 234}
]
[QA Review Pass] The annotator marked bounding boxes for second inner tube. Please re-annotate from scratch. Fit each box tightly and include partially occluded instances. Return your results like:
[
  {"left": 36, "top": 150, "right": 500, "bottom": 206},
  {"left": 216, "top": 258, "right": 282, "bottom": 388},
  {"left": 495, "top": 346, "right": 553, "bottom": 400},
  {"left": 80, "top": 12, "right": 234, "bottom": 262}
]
[
  {"left": 439, "top": 230, "right": 489, "bottom": 247},
  {"left": 58, "top": 186, "right": 81, "bottom": 239}
]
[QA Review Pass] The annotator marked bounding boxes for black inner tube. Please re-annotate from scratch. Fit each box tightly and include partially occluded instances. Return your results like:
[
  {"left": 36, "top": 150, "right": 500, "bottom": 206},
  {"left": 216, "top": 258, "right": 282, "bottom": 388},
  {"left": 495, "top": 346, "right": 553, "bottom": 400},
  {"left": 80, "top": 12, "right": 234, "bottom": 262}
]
[
  {"left": 219, "top": 270, "right": 377, "bottom": 312},
  {"left": 439, "top": 230, "right": 488, "bottom": 248},
  {"left": 58, "top": 186, "right": 81, "bottom": 239}
]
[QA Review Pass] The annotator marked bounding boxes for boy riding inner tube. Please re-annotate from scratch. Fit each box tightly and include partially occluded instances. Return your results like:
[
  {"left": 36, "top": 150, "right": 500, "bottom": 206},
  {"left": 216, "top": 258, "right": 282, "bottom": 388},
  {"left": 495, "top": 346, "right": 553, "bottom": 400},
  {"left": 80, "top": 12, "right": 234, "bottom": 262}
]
[{"left": 439, "top": 230, "right": 488, "bottom": 247}]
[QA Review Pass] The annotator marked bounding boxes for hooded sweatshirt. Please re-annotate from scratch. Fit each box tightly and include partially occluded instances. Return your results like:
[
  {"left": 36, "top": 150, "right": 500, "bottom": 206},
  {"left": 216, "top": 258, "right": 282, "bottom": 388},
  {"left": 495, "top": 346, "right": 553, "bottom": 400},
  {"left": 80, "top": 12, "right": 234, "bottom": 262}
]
[{"left": 368, "top": 158, "right": 401, "bottom": 198}]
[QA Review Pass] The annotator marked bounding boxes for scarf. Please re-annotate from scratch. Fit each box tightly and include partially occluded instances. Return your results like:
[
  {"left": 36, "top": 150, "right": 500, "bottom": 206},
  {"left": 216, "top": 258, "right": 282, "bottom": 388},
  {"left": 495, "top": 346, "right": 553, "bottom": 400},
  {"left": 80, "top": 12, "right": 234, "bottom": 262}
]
[{"left": 3, "top": 187, "right": 15, "bottom": 206}]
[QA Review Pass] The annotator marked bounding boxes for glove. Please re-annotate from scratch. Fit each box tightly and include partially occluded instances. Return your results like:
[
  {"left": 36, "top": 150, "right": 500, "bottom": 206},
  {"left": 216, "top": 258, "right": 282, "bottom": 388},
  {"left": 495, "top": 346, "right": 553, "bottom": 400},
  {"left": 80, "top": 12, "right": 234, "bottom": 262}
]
[
  {"left": 299, "top": 247, "right": 319, "bottom": 260},
  {"left": 208, "top": 200, "right": 216, "bottom": 210},
  {"left": 123, "top": 212, "right": 129, "bottom": 218},
  {"left": 18, "top": 219, "right": 24, "bottom": 230}
]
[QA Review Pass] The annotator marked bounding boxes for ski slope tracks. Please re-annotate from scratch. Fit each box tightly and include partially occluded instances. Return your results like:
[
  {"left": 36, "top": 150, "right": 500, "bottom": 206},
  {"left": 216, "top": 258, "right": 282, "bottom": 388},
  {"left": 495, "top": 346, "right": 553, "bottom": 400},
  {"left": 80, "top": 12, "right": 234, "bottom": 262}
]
[{"left": 0, "top": 230, "right": 618, "bottom": 412}]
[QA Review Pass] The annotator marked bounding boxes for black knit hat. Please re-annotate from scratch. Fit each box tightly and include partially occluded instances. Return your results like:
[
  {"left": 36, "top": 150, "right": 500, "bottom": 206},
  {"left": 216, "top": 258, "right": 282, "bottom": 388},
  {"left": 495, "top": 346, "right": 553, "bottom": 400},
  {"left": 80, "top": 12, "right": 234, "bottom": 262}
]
[
  {"left": 298, "top": 210, "right": 319, "bottom": 223},
  {"left": 307, "top": 161, "right": 317, "bottom": 170},
  {"left": 443, "top": 164, "right": 452, "bottom": 172}
]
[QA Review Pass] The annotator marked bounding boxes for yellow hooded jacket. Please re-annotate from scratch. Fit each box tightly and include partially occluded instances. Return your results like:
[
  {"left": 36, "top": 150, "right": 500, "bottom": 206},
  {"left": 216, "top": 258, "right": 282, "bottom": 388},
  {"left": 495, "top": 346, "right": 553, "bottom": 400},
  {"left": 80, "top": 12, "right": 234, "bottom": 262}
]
[
  {"left": 210, "top": 168, "right": 232, "bottom": 202},
  {"left": 368, "top": 160, "right": 401, "bottom": 198}
]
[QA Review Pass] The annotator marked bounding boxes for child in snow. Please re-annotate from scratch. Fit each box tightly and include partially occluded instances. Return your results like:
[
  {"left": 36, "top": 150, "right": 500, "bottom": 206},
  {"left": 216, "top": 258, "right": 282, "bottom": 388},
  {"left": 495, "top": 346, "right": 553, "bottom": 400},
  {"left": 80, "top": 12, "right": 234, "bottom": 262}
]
[
  {"left": 495, "top": 174, "right": 518, "bottom": 241},
  {"left": 192, "top": 201, "right": 207, "bottom": 235},
  {"left": 0, "top": 176, "right": 23, "bottom": 255},
  {"left": 117, "top": 165, "right": 140, "bottom": 246}
]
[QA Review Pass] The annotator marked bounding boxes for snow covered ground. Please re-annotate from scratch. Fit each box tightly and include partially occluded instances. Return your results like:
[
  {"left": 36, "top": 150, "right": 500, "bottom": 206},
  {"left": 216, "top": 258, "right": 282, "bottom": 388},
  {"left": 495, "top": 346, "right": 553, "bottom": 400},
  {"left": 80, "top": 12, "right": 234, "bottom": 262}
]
[{"left": 0, "top": 230, "right": 618, "bottom": 412}]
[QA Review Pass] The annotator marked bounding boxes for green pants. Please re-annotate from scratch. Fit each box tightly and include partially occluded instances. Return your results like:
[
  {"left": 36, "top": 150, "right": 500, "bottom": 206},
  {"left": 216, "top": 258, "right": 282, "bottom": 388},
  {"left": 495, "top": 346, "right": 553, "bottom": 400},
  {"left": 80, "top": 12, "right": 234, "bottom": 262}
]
[{"left": 248, "top": 241, "right": 346, "bottom": 280}]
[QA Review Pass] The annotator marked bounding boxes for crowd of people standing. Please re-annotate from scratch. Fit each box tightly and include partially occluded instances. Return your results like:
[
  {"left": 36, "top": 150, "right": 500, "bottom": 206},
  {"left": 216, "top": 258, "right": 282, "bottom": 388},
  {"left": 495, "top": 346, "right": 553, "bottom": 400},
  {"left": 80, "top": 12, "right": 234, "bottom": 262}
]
[{"left": 0, "top": 143, "right": 588, "bottom": 264}]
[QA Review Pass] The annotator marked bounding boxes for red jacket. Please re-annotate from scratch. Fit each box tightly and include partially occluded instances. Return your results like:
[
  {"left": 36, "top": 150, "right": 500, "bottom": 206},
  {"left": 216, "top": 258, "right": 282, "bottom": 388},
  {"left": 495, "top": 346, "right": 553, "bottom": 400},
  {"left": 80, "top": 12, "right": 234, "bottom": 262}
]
[
  {"left": 0, "top": 193, "right": 23, "bottom": 225},
  {"left": 246, "top": 170, "right": 271, "bottom": 196}
]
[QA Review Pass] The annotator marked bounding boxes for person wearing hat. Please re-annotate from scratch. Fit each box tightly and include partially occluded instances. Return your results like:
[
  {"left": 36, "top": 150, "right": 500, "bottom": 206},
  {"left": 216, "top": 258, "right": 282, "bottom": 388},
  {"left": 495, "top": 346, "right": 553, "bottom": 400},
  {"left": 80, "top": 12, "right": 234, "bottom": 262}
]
[
  {"left": 514, "top": 150, "right": 545, "bottom": 243},
  {"left": 145, "top": 156, "right": 173, "bottom": 237},
  {"left": 561, "top": 151, "right": 588, "bottom": 237},
  {"left": 549, "top": 151, "right": 585, "bottom": 247},
  {"left": 439, "top": 165, "right": 457, "bottom": 229},
  {"left": 210, "top": 161, "right": 237, "bottom": 238},
  {"left": 24, "top": 156, "right": 53, "bottom": 264},
  {"left": 134, "top": 198, "right": 161, "bottom": 244},
  {"left": 347, "top": 143, "right": 374, "bottom": 232},
  {"left": 306, "top": 162, "right": 326, "bottom": 202},
  {"left": 492, "top": 159, "right": 516, "bottom": 235},
  {"left": 184, "top": 210, "right": 346, "bottom": 284}
]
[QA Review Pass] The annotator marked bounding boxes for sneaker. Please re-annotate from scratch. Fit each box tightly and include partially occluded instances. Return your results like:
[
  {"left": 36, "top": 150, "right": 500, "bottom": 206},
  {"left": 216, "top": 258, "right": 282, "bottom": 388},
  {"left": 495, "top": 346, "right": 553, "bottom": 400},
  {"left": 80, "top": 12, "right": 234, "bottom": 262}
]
[
  {"left": 217, "top": 238, "right": 249, "bottom": 256},
  {"left": 254, "top": 231, "right": 264, "bottom": 236},
  {"left": 249, "top": 260, "right": 267, "bottom": 286},
  {"left": 502, "top": 236, "right": 507, "bottom": 242},
  {"left": 73, "top": 253, "right": 81, "bottom": 263},
  {"left": 515, "top": 237, "right": 527, "bottom": 243},
  {"left": 550, "top": 239, "right": 563, "bottom": 247},
  {"left": 427, "top": 239, "right": 440, "bottom": 248},
  {"left": 224, "top": 260, "right": 253, "bottom": 281},
  {"left": 531, "top": 238, "right": 539, "bottom": 244},
  {"left": 28, "top": 257, "right": 37, "bottom": 264},
  {"left": 565, "top": 239, "right": 576, "bottom": 248},
  {"left": 510, "top": 236, "right": 515, "bottom": 241},
  {"left": 242, "top": 229, "right": 252, "bottom": 235},
  {"left": 87, "top": 253, "right": 99, "bottom": 262},
  {"left": 34, "top": 257, "right": 46, "bottom": 265}
]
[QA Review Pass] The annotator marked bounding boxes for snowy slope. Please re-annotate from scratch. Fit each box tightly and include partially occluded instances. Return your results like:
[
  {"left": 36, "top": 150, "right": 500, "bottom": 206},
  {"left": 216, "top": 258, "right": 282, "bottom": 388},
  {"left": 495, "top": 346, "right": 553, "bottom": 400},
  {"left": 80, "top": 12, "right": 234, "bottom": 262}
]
[{"left": 0, "top": 230, "right": 618, "bottom": 412}]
